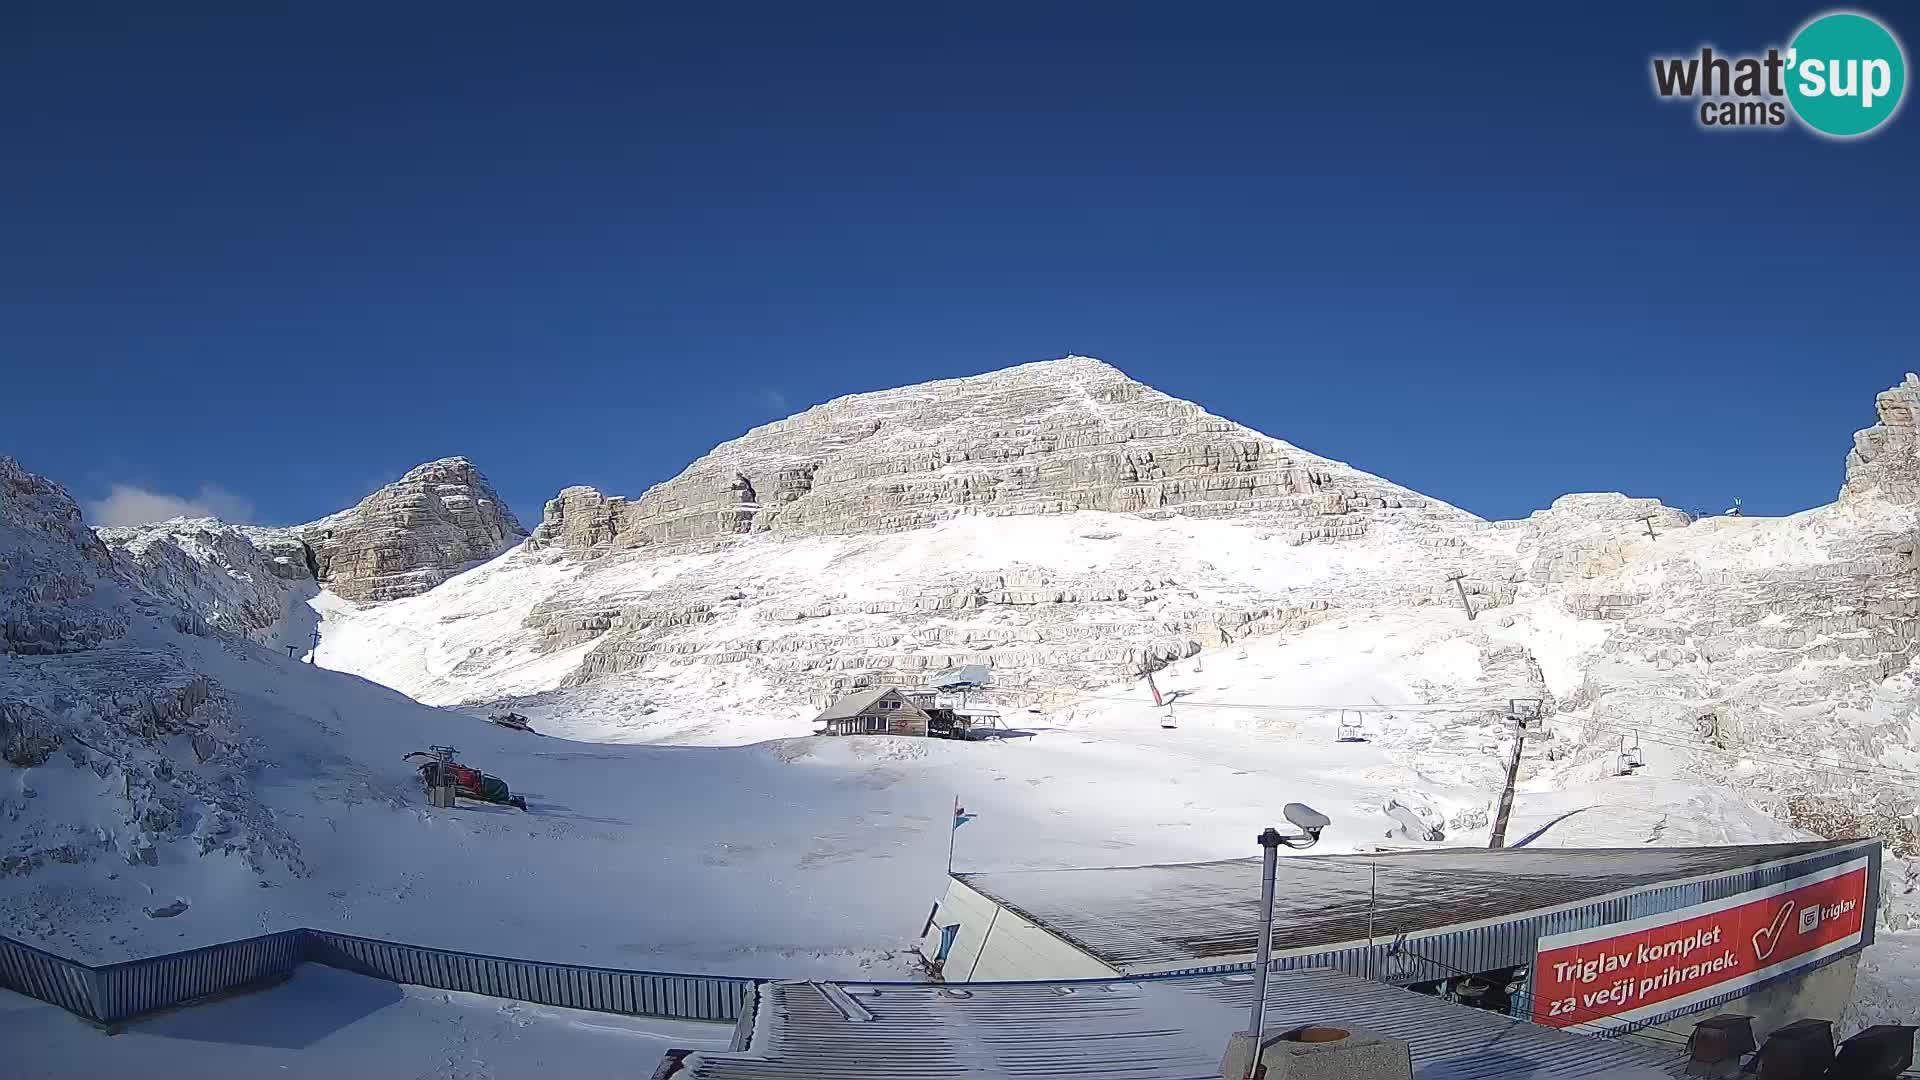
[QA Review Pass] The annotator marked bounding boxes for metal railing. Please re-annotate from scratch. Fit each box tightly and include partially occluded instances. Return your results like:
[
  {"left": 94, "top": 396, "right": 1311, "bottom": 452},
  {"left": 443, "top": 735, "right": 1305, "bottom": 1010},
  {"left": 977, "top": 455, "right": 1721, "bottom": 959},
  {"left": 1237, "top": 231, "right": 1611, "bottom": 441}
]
[
  {"left": 0, "top": 926, "right": 754, "bottom": 1026},
  {"left": 306, "top": 929, "right": 752, "bottom": 1022}
]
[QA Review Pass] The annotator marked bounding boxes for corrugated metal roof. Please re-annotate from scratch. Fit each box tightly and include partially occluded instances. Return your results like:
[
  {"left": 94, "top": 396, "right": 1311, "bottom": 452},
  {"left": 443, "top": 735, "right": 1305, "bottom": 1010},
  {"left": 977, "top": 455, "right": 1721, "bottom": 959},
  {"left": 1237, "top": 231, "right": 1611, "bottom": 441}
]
[
  {"left": 813, "top": 688, "right": 897, "bottom": 721},
  {"left": 959, "top": 840, "right": 1848, "bottom": 973},
  {"left": 675, "top": 966, "right": 1684, "bottom": 1079}
]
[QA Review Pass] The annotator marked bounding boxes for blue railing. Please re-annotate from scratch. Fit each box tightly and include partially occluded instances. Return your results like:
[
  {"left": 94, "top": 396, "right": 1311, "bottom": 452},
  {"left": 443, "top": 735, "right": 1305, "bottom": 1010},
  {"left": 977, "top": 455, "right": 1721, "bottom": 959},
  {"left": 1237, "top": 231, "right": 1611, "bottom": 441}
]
[{"left": 0, "top": 926, "right": 754, "bottom": 1026}]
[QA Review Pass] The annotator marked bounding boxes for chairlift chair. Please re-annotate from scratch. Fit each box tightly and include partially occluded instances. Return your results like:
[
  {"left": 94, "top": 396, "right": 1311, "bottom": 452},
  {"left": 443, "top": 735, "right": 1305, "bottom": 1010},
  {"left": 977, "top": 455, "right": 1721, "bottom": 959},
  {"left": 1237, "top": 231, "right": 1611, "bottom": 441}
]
[
  {"left": 1335, "top": 709, "right": 1365, "bottom": 743},
  {"left": 1160, "top": 704, "right": 1178, "bottom": 730},
  {"left": 1617, "top": 741, "right": 1646, "bottom": 774}
]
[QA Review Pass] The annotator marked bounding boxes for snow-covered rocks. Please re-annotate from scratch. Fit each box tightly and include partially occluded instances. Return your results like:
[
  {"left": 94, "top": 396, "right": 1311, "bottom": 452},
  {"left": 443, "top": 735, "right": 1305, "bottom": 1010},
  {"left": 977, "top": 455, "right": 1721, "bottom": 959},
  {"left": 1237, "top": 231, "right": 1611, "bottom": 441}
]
[
  {"left": 1, "top": 456, "right": 127, "bottom": 655},
  {"left": 96, "top": 518, "right": 317, "bottom": 650},
  {"left": 1845, "top": 372, "right": 1920, "bottom": 505},
  {"left": 297, "top": 456, "right": 526, "bottom": 602}
]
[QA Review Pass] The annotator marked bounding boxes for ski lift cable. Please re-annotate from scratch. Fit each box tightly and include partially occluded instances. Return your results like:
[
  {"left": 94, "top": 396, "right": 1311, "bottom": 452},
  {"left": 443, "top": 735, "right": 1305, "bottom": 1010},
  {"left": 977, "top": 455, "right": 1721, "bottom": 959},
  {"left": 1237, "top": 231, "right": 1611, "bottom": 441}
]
[
  {"left": 1572, "top": 714, "right": 1920, "bottom": 781},
  {"left": 1562, "top": 712, "right": 1911, "bottom": 776},
  {"left": 1571, "top": 715, "right": 1920, "bottom": 786},
  {"left": 1068, "top": 685, "right": 1920, "bottom": 784}
]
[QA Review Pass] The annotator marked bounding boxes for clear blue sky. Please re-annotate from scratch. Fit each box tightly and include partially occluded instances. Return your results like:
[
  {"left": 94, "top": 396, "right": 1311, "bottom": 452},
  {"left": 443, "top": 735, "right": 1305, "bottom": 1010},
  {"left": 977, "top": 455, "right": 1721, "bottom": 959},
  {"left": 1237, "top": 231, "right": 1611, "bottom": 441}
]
[{"left": 4, "top": 2, "right": 1914, "bottom": 527}]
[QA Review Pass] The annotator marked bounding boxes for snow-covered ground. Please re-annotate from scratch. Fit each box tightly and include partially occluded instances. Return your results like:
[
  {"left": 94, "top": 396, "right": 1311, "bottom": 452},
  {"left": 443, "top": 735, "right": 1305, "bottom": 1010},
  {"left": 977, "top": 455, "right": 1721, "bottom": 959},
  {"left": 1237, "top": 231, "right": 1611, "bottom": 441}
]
[
  {"left": 2, "top": 965, "right": 730, "bottom": 1080},
  {"left": 4, "top": 595, "right": 1855, "bottom": 983},
  {"left": 310, "top": 508, "right": 1526, "bottom": 744}
]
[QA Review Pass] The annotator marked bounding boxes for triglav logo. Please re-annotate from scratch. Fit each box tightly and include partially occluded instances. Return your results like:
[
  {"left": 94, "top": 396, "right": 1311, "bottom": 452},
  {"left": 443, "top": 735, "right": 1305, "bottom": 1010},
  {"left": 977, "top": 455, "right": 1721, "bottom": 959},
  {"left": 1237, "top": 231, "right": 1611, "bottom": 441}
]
[{"left": 1651, "top": 10, "right": 1906, "bottom": 137}]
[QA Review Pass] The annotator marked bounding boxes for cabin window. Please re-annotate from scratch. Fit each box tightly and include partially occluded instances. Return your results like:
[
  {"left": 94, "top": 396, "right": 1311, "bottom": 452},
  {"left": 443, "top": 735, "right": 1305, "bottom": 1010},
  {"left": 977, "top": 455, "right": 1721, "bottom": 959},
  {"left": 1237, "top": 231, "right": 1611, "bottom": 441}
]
[{"left": 864, "top": 715, "right": 887, "bottom": 733}]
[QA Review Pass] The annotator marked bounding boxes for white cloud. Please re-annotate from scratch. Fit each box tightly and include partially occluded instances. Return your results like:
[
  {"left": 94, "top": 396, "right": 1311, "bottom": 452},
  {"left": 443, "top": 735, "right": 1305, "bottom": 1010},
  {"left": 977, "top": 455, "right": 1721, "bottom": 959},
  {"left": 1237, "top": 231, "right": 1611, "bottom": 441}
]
[{"left": 86, "top": 484, "right": 257, "bottom": 527}]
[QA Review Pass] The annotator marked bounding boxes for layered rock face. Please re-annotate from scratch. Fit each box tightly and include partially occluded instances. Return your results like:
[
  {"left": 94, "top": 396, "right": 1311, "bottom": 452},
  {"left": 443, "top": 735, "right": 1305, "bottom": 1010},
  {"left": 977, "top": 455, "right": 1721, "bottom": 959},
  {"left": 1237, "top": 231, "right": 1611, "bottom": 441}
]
[
  {"left": 1845, "top": 372, "right": 1920, "bottom": 505},
  {"left": 298, "top": 457, "right": 527, "bottom": 603},
  {"left": 528, "top": 357, "right": 1469, "bottom": 558}
]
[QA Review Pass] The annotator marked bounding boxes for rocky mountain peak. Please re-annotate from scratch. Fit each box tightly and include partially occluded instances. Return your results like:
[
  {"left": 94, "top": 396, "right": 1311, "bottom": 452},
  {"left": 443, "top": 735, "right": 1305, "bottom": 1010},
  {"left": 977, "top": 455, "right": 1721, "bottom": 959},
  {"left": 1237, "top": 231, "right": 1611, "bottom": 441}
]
[
  {"left": 296, "top": 456, "right": 527, "bottom": 603},
  {"left": 526, "top": 356, "right": 1467, "bottom": 559},
  {"left": 1, "top": 456, "right": 125, "bottom": 654},
  {"left": 1843, "top": 373, "right": 1920, "bottom": 506}
]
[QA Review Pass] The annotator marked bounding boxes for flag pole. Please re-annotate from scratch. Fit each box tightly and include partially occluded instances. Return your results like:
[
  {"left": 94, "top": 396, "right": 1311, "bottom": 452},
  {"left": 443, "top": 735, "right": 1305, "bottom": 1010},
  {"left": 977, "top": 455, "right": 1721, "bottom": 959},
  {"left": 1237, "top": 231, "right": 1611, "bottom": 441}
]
[{"left": 947, "top": 795, "right": 958, "bottom": 875}]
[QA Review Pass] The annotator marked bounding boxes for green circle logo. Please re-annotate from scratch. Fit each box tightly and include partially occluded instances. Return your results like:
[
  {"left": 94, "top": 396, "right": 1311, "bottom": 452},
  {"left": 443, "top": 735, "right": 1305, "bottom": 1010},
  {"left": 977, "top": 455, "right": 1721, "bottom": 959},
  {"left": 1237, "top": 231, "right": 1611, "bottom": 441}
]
[{"left": 1786, "top": 12, "right": 1907, "bottom": 137}]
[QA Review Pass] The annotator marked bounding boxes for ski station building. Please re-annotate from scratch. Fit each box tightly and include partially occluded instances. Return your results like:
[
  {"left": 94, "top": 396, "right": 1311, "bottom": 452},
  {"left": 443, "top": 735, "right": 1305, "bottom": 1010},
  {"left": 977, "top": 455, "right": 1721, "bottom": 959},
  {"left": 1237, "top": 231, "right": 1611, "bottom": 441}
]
[{"left": 914, "top": 839, "right": 1882, "bottom": 1042}]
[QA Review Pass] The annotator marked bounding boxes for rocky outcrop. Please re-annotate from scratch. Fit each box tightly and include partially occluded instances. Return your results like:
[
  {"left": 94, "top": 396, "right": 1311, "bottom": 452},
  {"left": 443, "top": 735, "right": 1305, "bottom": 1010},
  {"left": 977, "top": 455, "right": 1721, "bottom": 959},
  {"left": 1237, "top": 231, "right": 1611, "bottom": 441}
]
[
  {"left": 1519, "top": 493, "right": 1693, "bottom": 586},
  {"left": 1, "top": 456, "right": 126, "bottom": 654},
  {"left": 1, "top": 457, "right": 308, "bottom": 925},
  {"left": 1845, "top": 372, "right": 1920, "bottom": 505},
  {"left": 97, "top": 519, "right": 317, "bottom": 648},
  {"left": 299, "top": 457, "right": 527, "bottom": 603},
  {"left": 527, "top": 357, "right": 1470, "bottom": 558}
]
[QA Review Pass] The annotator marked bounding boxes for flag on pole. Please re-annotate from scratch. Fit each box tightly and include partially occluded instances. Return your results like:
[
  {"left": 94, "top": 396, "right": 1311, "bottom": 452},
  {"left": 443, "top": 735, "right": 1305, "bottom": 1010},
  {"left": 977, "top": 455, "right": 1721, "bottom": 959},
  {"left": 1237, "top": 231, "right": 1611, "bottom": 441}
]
[{"left": 953, "top": 797, "right": 976, "bottom": 830}]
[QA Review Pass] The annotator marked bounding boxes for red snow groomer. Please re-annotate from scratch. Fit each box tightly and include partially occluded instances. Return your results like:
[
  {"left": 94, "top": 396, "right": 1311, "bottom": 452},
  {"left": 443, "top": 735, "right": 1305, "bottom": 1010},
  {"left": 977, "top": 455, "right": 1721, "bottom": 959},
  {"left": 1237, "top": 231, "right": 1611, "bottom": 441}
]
[{"left": 405, "top": 750, "right": 528, "bottom": 811}]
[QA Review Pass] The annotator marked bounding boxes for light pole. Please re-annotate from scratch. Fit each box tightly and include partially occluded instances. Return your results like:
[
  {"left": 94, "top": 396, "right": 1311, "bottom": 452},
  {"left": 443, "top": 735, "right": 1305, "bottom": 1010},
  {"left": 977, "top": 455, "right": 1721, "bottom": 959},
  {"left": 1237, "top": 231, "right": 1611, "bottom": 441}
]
[{"left": 1244, "top": 802, "right": 1330, "bottom": 1078}]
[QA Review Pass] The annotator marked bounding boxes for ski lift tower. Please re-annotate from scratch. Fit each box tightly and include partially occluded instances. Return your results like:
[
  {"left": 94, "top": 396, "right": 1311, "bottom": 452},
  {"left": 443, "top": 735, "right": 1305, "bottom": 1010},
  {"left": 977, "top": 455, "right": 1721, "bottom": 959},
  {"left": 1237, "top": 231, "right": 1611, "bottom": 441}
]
[{"left": 1487, "top": 699, "right": 1542, "bottom": 849}]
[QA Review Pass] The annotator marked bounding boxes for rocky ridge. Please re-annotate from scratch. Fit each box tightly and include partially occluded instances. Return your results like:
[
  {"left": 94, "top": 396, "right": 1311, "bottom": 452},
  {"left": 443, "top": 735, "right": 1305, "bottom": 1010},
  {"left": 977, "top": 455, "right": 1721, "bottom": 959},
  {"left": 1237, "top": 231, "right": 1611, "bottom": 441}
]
[
  {"left": 293, "top": 457, "right": 526, "bottom": 603},
  {"left": 1846, "top": 373, "right": 1920, "bottom": 506},
  {"left": 526, "top": 357, "right": 1471, "bottom": 557},
  {"left": 96, "top": 519, "right": 318, "bottom": 651}
]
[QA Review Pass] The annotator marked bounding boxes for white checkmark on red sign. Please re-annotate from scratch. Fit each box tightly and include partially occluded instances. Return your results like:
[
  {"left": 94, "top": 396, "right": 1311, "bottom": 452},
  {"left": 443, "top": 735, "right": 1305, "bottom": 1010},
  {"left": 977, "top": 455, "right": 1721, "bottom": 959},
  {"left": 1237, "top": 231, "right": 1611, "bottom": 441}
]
[{"left": 1753, "top": 901, "right": 1796, "bottom": 962}]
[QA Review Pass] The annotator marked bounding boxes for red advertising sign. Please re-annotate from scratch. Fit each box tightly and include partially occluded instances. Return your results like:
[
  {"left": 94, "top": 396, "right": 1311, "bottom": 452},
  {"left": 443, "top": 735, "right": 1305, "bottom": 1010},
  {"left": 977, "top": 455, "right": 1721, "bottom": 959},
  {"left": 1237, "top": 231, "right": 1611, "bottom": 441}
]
[{"left": 1532, "top": 857, "right": 1869, "bottom": 1030}]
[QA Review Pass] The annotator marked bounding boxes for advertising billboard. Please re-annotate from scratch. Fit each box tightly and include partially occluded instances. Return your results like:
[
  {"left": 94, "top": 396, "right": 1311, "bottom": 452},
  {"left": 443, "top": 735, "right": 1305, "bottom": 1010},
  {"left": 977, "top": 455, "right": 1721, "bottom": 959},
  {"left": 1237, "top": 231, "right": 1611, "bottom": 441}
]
[{"left": 1532, "top": 856, "right": 1869, "bottom": 1030}]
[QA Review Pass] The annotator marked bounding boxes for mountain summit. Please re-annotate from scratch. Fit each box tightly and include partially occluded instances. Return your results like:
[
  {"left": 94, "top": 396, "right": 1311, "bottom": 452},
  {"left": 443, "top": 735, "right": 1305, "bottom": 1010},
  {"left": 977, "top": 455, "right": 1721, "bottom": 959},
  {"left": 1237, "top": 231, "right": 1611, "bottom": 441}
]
[
  {"left": 293, "top": 457, "right": 526, "bottom": 603},
  {"left": 528, "top": 356, "right": 1469, "bottom": 559},
  {"left": 315, "top": 359, "right": 1522, "bottom": 741}
]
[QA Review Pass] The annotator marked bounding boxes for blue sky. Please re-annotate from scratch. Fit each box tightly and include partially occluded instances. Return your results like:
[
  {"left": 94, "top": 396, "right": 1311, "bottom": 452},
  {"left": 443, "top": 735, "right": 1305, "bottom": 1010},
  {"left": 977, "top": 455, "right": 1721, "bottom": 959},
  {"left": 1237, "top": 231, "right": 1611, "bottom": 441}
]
[{"left": 4, "top": 2, "right": 1915, "bottom": 527}]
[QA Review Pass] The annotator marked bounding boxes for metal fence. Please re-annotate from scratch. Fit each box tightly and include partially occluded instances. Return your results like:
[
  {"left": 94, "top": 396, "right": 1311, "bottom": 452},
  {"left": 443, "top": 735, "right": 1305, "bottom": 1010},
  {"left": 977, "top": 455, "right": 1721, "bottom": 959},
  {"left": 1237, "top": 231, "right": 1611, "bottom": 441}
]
[
  {"left": 305, "top": 930, "right": 753, "bottom": 1022},
  {"left": 0, "top": 931, "right": 100, "bottom": 1020},
  {"left": 0, "top": 926, "right": 754, "bottom": 1027},
  {"left": 92, "top": 929, "right": 306, "bottom": 1023}
]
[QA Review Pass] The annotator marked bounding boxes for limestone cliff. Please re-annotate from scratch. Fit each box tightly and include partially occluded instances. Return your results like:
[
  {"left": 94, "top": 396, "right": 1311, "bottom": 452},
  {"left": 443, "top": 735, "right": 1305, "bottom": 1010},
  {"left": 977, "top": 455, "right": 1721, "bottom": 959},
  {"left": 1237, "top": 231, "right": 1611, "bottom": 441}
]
[
  {"left": 1845, "top": 372, "right": 1920, "bottom": 506},
  {"left": 325, "top": 359, "right": 1528, "bottom": 735},
  {"left": 527, "top": 357, "right": 1469, "bottom": 558},
  {"left": 298, "top": 457, "right": 527, "bottom": 603}
]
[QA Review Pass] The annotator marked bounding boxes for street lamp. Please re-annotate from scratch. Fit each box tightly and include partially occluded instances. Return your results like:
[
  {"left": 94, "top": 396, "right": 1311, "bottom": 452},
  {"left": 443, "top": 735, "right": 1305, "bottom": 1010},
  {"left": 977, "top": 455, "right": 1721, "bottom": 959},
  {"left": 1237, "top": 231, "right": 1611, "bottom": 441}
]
[{"left": 1244, "top": 803, "right": 1330, "bottom": 1078}]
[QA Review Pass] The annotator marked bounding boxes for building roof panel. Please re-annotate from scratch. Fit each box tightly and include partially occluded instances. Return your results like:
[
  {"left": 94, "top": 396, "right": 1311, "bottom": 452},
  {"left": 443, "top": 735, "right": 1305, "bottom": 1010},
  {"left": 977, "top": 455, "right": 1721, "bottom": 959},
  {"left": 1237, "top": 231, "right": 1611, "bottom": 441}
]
[
  {"left": 676, "top": 966, "right": 1683, "bottom": 1079},
  {"left": 958, "top": 840, "right": 1851, "bottom": 973},
  {"left": 813, "top": 687, "right": 896, "bottom": 721}
]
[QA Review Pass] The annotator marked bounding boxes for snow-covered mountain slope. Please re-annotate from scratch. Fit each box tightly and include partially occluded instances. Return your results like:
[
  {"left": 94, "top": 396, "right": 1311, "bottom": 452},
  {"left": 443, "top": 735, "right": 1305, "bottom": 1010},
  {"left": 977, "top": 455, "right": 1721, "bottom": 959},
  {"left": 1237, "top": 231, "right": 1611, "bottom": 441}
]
[
  {"left": 96, "top": 518, "right": 319, "bottom": 654},
  {"left": 313, "top": 508, "right": 1524, "bottom": 744},
  {"left": 307, "top": 364, "right": 1918, "bottom": 854},
  {"left": 314, "top": 358, "right": 1528, "bottom": 737},
  {"left": 3, "top": 447, "right": 1915, "bottom": 1023},
  {"left": 10, "top": 454, "right": 1530, "bottom": 975}
]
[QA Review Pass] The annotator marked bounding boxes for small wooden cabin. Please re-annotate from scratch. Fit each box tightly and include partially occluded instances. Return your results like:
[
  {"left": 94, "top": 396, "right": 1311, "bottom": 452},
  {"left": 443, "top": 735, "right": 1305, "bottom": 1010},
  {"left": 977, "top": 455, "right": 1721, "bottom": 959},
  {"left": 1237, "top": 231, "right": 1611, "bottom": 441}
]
[{"left": 814, "top": 688, "right": 930, "bottom": 737}]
